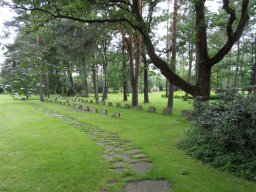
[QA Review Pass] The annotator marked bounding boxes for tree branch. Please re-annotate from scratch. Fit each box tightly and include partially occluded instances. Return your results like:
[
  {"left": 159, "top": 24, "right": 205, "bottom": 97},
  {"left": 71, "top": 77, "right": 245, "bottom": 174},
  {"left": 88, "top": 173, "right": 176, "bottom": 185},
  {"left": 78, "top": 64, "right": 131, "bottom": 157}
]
[{"left": 208, "top": 0, "right": 249, "bottom": 66}]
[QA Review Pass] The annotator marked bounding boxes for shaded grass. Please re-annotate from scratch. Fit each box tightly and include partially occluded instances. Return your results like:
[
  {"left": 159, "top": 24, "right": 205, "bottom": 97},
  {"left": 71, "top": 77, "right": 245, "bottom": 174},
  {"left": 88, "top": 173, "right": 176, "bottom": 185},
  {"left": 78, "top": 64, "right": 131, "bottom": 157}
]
[{"left": 1, "top": 93, "right": 256, "bottom": 192}]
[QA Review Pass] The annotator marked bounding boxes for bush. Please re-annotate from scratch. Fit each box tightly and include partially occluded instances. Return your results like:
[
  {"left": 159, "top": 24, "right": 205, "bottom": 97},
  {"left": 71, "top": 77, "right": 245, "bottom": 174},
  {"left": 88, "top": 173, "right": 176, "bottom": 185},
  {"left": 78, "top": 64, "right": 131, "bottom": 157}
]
[{"left": 180, "top": 92, "right": 256, "bottom": 181}]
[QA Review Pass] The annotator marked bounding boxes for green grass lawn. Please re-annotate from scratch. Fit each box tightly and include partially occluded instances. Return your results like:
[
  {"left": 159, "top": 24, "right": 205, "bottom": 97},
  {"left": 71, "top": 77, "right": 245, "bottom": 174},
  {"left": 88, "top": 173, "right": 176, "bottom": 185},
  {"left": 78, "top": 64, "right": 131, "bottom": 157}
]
[{"left": 0, "top": 93, "right": 255, "bottom": 192}]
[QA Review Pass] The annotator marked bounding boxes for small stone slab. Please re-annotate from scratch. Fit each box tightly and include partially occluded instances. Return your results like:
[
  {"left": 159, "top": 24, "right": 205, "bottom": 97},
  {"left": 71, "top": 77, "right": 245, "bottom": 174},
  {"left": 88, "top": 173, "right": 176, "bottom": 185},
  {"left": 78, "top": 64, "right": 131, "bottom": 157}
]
[
  {"left": 132, "top": 154, "right": 147, "bottom": 159},
  {"left": 104, "top": 155, "right": 115, "bottom": 161},
  {"left": 130, "top": 162, "right": 151, "bottom": 174},
  {"left": 124, "top": 104, "right": 131, "bottom": 109},
  {"left": 104, "top": 145, "right": 115, "bottom": 150},
  {"left": 112, "top": 167, "right": 127, "bottom": 173},
  {"left": 91, "top": 107, "right": 97, "bottom": 113},
  {"left": 116, "top": 103, "right": 121, "bottom": 107},
  {"left": 115, "top": 154, "right": 135, "bottom": 163},
  {"left": 148, "top": 106, "right": 156, "bottom": 113},
  {"left": 113, "top": 161, "right": 126, "bottom": 168},
  {"left": 124, "top": 180, "right": 170, "bottom": 192},
  {"left": 108, "top": 102, "right": 113, "bottom": 107},
  {"left": 136, "top": 105, "right": 142, "bottom": 111},
  {"left": 101, "top": 109, "right": 108, "bottom": 116},
  {"left": 163, "top": 108, "right": 172, "bottom": 115},
  {"left": 84, "top": 106, "right": 90, "bottom": 111},
  {"left": 125, "top": 149, "right": 141, "bottom": 154},
  {"left": 113, "top": 112, "right": 120, "bottom": 118},
  {"left": 90, "top": 100, "right": 94, "bottom": 104}
]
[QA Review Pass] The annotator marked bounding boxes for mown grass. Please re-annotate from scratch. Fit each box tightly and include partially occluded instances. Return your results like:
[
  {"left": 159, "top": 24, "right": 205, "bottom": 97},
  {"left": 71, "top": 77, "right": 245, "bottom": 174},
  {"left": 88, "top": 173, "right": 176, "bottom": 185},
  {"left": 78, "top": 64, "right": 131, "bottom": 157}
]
[
  {"left": 0, "top": 93, "right": 255, "bottom": 192},
  {"left": 0, "top": 95, "right": 119, "bottom": 192}
]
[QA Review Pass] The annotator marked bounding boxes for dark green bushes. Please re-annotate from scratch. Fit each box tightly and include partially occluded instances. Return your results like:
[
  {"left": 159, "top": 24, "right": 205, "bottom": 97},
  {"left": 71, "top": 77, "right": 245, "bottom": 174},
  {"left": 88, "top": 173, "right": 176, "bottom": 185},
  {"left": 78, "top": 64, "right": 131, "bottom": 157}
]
[{"left": 180, "top": 93, "right": 256, "bottom": 181}]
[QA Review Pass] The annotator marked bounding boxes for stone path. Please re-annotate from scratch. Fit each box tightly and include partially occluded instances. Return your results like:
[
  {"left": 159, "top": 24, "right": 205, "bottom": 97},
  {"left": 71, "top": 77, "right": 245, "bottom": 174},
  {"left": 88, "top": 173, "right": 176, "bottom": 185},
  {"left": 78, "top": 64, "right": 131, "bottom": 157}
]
[{"left": 44, "top": 110, "right": 171, "bottom": 192}]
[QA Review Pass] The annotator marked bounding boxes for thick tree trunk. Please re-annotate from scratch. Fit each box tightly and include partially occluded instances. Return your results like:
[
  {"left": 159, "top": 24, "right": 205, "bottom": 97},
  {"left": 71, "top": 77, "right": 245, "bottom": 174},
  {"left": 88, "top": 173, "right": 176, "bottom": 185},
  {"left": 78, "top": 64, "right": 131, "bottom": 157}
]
[{"left": 195, "top": 64, "right": 211, "bottom": 100}]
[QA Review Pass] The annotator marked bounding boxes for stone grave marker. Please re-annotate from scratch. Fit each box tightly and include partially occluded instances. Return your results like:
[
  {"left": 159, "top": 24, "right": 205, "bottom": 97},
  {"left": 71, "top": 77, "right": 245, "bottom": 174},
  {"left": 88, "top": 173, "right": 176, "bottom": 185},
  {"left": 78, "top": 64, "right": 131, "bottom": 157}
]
[
  {"left": 148, "top": 106, "right": 156, "bottom": 113},
  {"left": 124, "top": 104, "right": 131, "bottom": 109},
  {"left": 101, "top": 109, "right": 108, "bottom": 116},
  {"left": 84, "top": 106, "right": 90, "bottom": 111},
  {"left": 116, "top": 103, "right": 121, "bottom": 108},
  {"left": 136, "top": 105, "right": 142, "bottom": 111},
  {"left": 108, "top": 102, "right": 113, "bottom": 107},
  {"left": 91, "top": 107, "right": 97, "bottom": 113},
  {"left": 113, "top": 112, "right": 120, "bottom": 118},
  {"left": 163, "top": 108, "right": 172, "bottom": 115}
]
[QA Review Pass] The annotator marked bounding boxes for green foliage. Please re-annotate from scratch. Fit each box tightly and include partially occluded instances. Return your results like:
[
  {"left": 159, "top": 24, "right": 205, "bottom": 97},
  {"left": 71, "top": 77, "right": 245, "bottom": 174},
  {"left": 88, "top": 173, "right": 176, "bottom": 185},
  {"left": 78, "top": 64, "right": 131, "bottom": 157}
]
[{"left": 181, "top": 92, "right": 256, "bottom": 181}]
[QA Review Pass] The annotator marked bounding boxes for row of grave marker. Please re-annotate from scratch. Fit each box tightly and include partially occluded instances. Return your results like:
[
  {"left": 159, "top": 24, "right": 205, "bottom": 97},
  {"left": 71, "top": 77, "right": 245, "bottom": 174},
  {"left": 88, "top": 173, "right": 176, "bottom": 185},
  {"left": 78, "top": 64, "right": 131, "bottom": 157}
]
[
  {"left": 64, "top": 98, "right": 172, "bottom": 115},
  {"left": 45, "top": 98, "right": 121, "bottom": 118},
  {"left": 46, "top": 97, "right": 193, "bottom": 118}
]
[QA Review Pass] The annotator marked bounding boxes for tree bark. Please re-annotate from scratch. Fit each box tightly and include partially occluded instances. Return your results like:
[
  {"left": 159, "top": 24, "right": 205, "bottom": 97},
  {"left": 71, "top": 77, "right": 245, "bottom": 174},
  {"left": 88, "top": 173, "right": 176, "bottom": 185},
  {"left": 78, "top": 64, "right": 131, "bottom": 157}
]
[
  {"left": 143, "top": 61, "right": 149, "bottom": 103},
  {"left": 102, "top": 41, "right": 108, "bottom": 102},
  {"left": 92, "top": 63, "right": 99, "bottom": 101},
  {"left": 167, "top": 0, "right": 178, "bottom": 109},
  {"left": 233, "top": 41, "right": 240, "bottom": 89},
  {"left": 249, "top": 35, "right": 256, "bottom": 93},
  {"left": 83, "top": 78, "right": 89, "bottom": 98},
  {"left": 67, "top": 62, "right": 75, "bottom": 96},
  {"left": 122, "top": 42, "right": 128, "bottom": 101},
  {"left": 184, "top": 40, "right": 194, "bottom": 101}
]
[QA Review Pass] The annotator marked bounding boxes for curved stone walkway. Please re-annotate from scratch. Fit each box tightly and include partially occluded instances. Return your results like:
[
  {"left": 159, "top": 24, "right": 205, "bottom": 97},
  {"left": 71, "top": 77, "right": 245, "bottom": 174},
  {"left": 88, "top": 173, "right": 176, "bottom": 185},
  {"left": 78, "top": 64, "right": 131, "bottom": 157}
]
[{"left": 44, "top": 110, "right": 171, "bottom": 192}]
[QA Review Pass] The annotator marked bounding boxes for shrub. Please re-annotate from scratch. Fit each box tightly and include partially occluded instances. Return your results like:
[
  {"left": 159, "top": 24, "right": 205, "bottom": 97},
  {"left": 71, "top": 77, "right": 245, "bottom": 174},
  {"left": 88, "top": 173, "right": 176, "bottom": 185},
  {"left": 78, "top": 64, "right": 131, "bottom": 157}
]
[{"left": 180, "top": 92, "right": 256, "bottom": 181}]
